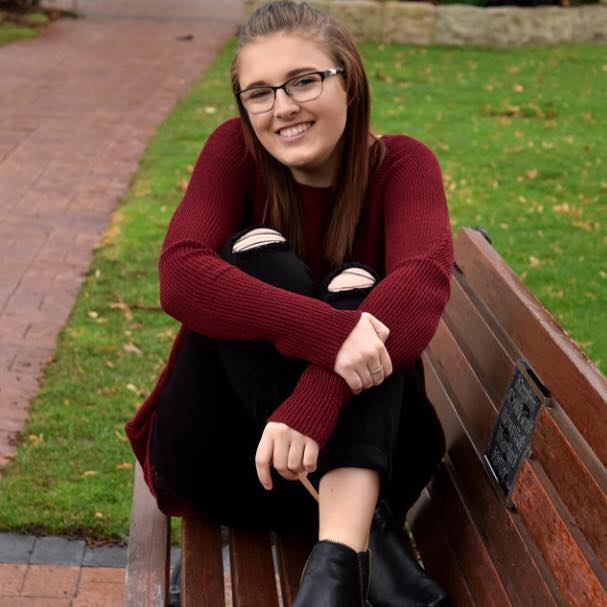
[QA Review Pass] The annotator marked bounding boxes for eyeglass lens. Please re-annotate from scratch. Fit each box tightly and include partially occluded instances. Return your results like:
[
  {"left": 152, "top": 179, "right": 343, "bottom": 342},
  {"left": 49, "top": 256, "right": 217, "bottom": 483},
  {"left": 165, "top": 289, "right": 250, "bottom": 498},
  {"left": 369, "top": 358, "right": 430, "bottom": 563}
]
[{"left": 241, "top": 73, "right": 323, "bottom": 113}]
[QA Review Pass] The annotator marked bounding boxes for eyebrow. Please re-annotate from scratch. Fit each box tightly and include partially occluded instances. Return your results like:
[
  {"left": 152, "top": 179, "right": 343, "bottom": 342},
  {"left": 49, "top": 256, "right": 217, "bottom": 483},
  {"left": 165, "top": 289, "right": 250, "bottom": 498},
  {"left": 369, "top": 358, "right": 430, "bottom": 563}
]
[{"left": 242, "top": 67, "right": 319, "bottom": 90}]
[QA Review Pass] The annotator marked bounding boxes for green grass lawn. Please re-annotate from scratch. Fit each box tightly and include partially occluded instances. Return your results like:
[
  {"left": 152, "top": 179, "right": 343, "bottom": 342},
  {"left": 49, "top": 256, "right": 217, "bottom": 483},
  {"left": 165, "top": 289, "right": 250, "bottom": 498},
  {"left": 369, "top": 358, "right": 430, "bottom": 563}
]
[
  {"left": 0, "top": 9, "right": 53, "bottom": 46},
  {"left": 0, "top": 39, "right": 604, "bottom": 544},
  {"left": 0, "top": 21, "right": 38, "bottom": 46}
]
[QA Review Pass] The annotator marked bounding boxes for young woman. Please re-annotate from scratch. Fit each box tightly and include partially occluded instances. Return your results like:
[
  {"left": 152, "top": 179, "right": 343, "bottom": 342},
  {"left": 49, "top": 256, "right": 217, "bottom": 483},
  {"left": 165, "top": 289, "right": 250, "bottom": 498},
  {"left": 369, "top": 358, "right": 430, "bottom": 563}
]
[{"left": 125, "top": 1, "right": 454, "bottom": 605}]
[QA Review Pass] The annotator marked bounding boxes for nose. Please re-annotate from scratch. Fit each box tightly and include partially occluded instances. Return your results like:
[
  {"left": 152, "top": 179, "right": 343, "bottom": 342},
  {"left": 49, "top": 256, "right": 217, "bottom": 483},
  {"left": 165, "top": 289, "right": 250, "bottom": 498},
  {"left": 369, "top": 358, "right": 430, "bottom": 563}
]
[{"left": 273, "top": 87, "right": 299, "bottom": 117}]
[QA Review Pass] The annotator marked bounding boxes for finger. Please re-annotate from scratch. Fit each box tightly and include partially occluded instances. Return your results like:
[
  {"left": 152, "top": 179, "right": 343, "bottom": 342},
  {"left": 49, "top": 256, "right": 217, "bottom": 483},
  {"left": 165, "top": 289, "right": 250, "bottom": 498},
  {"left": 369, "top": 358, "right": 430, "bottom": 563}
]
[
  {"left": 357, "top": 361, "right": 374, "bottom": 390},
  {"left": 380, "top": 346, "right": 393, "bottom": 378},
  {"left": 302, "top": 439, "right": 319, "bottom": 473},
  {"left": 255, "top": 435, "right": 274, "bottom": 491},
  {"left": 348, "top": 369, "right": 364, "bottom": 394},
  {"left": 367, "top": 314, "right": 390, "bottom": 342},
  {"left": 287, "top": 437, "right": 305, "bottom": 475},
  {"left": 369, "top": 356, "right": 384, "bottom": 386},
  {"left": 274, "top": 435, "right": 298, "bottom": 481}
]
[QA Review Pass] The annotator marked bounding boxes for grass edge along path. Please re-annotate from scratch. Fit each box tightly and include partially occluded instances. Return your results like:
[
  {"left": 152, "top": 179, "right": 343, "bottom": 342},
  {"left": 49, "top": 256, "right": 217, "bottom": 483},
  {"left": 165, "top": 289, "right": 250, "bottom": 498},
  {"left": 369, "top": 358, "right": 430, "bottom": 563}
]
[{"left": 0, "top": 38, "right": 604, "bottom": 544}]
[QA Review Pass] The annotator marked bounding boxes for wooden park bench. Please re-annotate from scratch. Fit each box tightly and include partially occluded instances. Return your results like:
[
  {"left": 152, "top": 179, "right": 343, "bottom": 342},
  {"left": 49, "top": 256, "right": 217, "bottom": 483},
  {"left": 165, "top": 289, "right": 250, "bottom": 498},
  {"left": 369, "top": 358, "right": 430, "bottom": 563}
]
[{"left": 123, "top": 226, "right": 607, "bottom": 606}]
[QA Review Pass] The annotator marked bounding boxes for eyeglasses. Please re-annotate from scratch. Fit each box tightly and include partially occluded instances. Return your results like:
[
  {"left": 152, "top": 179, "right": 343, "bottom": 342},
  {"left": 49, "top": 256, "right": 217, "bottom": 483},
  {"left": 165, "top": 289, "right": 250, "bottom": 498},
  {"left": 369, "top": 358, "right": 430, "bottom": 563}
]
[{"left": 237, "top": 67, "right": 344, "bottom": 115}]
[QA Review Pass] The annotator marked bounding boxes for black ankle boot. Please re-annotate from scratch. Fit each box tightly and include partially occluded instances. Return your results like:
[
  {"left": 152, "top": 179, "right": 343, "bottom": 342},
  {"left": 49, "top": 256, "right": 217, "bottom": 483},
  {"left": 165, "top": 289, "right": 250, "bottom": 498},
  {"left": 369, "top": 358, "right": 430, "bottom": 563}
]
[
  {"left": 293, "top": 539, "right": 371, "bottom": 606},
  {"left": 367, "top": 501, "right": 452, "bottom": 607}
]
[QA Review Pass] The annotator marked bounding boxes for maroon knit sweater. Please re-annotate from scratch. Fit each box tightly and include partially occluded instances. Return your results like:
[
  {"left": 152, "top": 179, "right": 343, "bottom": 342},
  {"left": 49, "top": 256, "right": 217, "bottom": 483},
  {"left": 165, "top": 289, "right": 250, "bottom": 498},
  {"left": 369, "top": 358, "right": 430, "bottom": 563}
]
[{"left": 125, "top": 117, "right": 453, "bottom": 517}]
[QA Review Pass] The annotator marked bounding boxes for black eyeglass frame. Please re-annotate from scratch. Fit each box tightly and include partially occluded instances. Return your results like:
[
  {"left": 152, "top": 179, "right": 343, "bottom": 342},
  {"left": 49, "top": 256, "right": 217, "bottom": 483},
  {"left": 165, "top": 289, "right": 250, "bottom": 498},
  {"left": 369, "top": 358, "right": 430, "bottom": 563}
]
[{"left": 237, "top": 67, "right": 345, "bottom": 114}]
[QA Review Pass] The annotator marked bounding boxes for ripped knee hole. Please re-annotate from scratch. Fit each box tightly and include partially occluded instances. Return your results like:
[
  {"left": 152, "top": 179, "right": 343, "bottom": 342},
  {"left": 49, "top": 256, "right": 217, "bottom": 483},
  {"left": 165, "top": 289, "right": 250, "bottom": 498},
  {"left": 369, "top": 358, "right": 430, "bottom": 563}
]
[
  {"left": 232, "top": 228, "right": 286, "bottom": 253},
  {"left": 327, "top": 268, "right": 376, "bottom": 292}
]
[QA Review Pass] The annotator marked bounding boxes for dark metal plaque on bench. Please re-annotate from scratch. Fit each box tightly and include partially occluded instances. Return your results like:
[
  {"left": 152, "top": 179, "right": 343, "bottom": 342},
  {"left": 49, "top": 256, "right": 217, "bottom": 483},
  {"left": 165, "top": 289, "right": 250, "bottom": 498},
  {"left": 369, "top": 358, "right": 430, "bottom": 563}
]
[{"left": 483, "top": 359, "right": 547, "bottom": 505}]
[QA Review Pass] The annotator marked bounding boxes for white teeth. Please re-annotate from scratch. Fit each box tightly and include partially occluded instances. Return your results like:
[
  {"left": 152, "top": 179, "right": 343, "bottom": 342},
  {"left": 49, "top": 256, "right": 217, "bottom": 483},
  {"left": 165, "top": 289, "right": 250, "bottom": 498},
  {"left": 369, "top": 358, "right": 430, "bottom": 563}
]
[{"left": 279, "top": 122, "right": 312, "bottom": 137}]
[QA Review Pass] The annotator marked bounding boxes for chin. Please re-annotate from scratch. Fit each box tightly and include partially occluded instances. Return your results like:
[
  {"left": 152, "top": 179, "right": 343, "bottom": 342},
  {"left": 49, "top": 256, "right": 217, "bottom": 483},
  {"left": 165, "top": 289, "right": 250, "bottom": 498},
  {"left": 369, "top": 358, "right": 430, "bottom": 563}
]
[{"left": 279, "top": 148, "right": 325, "bottom": 170}]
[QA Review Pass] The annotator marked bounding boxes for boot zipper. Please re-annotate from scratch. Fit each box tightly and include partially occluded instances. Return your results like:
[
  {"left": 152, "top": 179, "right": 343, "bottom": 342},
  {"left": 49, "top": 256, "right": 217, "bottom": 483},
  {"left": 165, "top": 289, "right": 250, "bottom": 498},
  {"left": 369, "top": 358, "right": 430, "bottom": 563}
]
[
  {"left": 298, "top": 540, "right": 368, "bottom": 606},
  {"left": 299, "top": 550, "right": 313, "bottom": 585}
]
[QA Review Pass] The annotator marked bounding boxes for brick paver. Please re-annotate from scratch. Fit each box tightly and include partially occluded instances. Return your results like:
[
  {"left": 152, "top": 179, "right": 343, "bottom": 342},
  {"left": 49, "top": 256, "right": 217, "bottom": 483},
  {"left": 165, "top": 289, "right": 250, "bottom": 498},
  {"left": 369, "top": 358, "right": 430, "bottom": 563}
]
[
  {"left": 0, "top": 0, "right": 244, "bottom": 471},
  {"left": 0, "top": 564, "right": 125, "bottom": 606}
]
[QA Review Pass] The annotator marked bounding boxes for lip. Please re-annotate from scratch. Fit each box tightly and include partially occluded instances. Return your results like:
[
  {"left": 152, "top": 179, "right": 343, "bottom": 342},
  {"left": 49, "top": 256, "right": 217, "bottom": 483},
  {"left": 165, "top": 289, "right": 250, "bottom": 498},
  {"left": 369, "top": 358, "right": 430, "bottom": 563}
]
[{"left": 276, "top": 121, "right": 315, "bottom": 141}]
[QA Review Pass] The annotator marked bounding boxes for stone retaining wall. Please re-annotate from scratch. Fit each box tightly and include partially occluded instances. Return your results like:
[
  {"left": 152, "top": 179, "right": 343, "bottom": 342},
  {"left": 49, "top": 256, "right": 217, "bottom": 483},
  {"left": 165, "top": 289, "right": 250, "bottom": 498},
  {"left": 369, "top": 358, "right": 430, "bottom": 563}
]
[{"left": 243, "top": 0, "right": 607, "bottom": 46}]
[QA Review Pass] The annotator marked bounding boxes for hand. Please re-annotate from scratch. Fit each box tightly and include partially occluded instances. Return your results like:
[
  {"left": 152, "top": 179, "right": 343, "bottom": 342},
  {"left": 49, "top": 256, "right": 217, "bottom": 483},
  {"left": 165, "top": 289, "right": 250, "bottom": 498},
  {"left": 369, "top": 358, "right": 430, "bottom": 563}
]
[
  {"left": 255, "top": 422, "right": 319, "bottom": 491},
  {"left": 334, "top": 312, "right": 393, "bottom": 394}
]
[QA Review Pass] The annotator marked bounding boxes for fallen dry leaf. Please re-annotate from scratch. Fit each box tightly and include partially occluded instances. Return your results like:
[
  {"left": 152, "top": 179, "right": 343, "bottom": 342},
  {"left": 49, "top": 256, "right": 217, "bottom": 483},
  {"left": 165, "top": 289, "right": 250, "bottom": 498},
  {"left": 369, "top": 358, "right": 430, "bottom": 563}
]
[
  {"left": 28, "top": 433, "right": 44, "bottom": 446},
  {"left": 123, "top": 342, "right": 143, "bottom": 356},
  {"left": 117, "top": 462, "right": 133, "bottom": 470},
  {"left": 110, "top": 302, "right": 133, "bottom": 321}
]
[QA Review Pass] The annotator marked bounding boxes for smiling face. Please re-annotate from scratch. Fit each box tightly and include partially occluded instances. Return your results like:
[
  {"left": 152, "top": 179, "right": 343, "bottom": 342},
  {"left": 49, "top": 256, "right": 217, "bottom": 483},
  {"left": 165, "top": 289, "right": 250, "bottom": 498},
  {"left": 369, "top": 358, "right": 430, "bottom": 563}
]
[{"left": 236, "top": 32, "right": 348, "bottom": 187}]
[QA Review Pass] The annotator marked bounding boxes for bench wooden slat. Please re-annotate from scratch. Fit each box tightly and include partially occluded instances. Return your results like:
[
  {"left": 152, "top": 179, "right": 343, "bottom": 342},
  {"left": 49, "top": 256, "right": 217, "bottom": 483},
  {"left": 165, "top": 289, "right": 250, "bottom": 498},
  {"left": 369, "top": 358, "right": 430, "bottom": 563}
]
[
  {"left": 429, "top": 318, "right": 498, "bottom": 446},
  {"left": 274, "top": 530, "right": 314, "bottom": 606},
  {"left": 444, "top": 275, "right": 517, "bottom": 404},
  {"left": 408, "top": 489, "right": 478, "bottom": 607},
  {"left": 532, "top": 407, "right": 607, "bottom": 572},
  {"left": 453, "top": 228, "right": 607, "bottom": 466},
  {"left": 230, "top": 528, "right": 279, "bottom": 607},
  {"left": 428, "top": 464, "right": 512, "bottom": 606},
  {"left": 181, "top": 518, "right": 224, "bottom": 607},
  {"left": 124, "top": 463, "right": 170, "bottom": 607},
  {"left": 422, "top": 355, "right": 563, "bottom": 605},
  {"left": 512, "top": 461, "right": 607, "bottom": 606}
]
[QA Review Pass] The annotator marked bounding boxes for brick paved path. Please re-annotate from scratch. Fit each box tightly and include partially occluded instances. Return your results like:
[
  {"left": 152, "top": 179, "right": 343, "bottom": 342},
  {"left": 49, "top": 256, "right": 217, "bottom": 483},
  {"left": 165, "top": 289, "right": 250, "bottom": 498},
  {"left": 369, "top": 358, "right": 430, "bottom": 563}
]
[
  {"left": 0, "top": 531, "right": 177, "bottom": 606},
  {"left": 1, "top": 564, "right": 125, "bottom": 606},
  {"left": 0, "top": 0, "right": 243, "bottom": 471},
  {"left": 0, "top": 1, "right": 243, "bottom": 602}
]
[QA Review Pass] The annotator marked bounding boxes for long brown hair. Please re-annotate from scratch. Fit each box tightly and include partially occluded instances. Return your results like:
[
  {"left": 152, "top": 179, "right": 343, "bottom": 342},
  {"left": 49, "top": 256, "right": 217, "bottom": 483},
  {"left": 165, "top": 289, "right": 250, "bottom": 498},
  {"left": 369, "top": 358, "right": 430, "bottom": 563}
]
[{"left": 231, "top": 0, "right": 385, "bottom": 267}]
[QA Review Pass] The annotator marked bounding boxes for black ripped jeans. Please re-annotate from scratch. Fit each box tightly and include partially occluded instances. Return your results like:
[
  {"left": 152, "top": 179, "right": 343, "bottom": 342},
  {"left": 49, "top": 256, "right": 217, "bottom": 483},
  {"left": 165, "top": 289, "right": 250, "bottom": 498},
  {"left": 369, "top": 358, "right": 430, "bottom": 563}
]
[{"left": 149, "top": 225, "right": 444, "bottom": 536}]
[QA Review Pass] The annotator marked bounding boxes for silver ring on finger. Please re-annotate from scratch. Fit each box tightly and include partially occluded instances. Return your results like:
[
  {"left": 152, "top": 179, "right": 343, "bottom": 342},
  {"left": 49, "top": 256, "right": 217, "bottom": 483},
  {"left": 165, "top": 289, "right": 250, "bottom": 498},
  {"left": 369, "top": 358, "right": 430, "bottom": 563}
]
[{"left": 369, "top": 365, "right": 384, "bottom": 375}]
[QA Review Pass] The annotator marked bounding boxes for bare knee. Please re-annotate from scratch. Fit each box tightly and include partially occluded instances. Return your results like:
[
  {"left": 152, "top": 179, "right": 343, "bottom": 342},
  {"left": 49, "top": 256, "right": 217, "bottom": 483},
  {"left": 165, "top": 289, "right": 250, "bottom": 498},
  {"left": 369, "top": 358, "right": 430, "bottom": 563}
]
[
  {"left": 327, "top": 268, "right": 376, "bottom": 293},
  {"left": 232, "top": 227, "right": 286, "bottom": 253}
]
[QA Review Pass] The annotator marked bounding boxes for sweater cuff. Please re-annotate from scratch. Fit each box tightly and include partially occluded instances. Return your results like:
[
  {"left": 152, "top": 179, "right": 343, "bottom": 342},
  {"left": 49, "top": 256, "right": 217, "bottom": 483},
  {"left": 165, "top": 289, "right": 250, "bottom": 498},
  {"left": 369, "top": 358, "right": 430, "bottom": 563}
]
[
  {"left": 275, "top": 307, "right": 361, "bottom": 372},
  {"left": 267, "top": 367, "right": 352, "bottom": 449}
]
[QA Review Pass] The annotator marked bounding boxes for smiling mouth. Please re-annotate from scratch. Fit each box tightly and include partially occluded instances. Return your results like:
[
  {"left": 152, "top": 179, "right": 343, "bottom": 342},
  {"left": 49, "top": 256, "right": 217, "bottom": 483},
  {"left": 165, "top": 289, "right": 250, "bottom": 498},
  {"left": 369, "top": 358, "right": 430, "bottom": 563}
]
[{"left": 277, "top": 122, "right": 314, "bottom": 138}]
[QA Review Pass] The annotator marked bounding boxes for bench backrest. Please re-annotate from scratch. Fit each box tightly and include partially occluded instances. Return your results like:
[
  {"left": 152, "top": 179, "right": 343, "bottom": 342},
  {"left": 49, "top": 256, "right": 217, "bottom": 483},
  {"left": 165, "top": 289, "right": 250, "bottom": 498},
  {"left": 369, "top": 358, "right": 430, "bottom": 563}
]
[{"left": 409, "top": 227, "right": 607, "bottom": 606}]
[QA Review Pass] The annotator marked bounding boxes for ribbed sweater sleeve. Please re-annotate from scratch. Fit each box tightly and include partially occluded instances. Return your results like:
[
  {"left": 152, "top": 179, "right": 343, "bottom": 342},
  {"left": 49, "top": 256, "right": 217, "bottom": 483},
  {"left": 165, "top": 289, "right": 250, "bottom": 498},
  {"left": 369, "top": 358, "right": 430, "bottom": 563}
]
[
  {"left": 158, "top": 118, "right": 361, "bottom": 372},
  {"left": 268, "top": 139, "right": 453, "bottom": 448}
]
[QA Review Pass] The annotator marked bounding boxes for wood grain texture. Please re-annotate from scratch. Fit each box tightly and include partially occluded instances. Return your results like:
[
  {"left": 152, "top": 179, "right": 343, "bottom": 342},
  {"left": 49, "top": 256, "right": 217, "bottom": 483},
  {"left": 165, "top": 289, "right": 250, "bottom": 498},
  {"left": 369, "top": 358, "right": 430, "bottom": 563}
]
[
  {"left": 408, "top": 489, "right": 478, "bottom": 607},
  {"left": 532, "top": 407, "right": 607, "bottom": 571},
  {"left": 512, "top": 461, "right": 607, "bottom": 607},
  {"left": 124, "top": 462, "right": 170, "bottom": 607},
  {"left": 454, "top": 227, "right": 607, "bottom": 466},
  {"left": 428, "top": 318, "right": 498, "bottom": 447},
  {"left": 423, "top": 355, "right": 562, "bottom": 606},
  {"left": 427, "top": 464, "right": 512, "bottom": 607},
  {"left": 230, "top": 527, "right": 279, "bottom": 607},
  {"left": 433, "top": 264, "right": 607, "bottom": 576},
  {"left": 443, "top": 274, "right": 517, "bottom": 404},
  {"left": 181, "top": 517, "right": 224, "bottom": 607}
]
